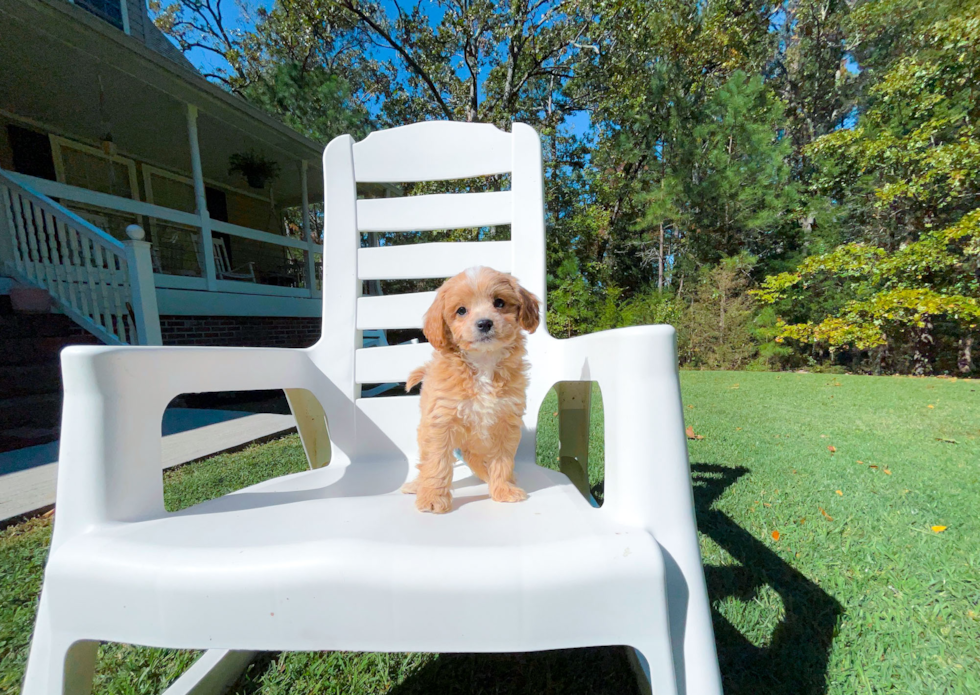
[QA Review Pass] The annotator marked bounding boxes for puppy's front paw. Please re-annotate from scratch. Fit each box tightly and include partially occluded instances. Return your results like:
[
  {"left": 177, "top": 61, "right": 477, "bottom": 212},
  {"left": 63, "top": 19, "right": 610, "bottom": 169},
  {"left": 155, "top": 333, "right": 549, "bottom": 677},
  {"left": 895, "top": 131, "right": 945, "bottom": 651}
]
[
  {"left": 400, "top": 478, "right": 420, "bottom": 494},
  {"left": 415, "top": 488, "right": 453, "bottom": 513},
  {"left": 491, "top": 483, "right": 527, "bottom": 504}
]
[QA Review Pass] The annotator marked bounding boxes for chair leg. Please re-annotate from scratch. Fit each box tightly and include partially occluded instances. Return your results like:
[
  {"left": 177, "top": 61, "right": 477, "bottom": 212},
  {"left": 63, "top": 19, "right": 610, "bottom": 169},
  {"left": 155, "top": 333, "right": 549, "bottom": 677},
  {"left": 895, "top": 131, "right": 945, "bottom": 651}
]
[
  {"left": 630, "top": 637, "right": 679, "bottom": 695},
  {"left": 629, "top": 590, "right": 680, "bottom": 695},
  {"left": 285, "top": 388, "right": 331, "bottom": 469},
  {"left": 22, "top": 597, "right": 98, "bottom": 695}
]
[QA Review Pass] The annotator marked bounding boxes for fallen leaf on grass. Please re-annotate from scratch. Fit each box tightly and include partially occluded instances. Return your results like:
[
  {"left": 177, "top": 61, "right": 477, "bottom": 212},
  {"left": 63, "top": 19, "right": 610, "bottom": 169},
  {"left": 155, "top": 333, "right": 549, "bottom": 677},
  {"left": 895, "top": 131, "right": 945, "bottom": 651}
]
[
  {"left": 927, "top": 405, "right": 935, "bottom": 409},
  {"left": 687, "top": 405, "right": 694, "bottom": 409},
  {"left": 771, "top": 530, "right": 780, "bottom": 541},
  {"left": 836, "top": 490, "right": 843, "bottom": 496},
  {"left": 819, "top": 507, "right": 834, "bottom": 521},
  {"left": 553, "top": 412, "right": 558, "bottom": 417},
  {"left": 869, "top": 465, "right": 878, "bottom": 469},
  {"left": 763, "top": 502, "right": 772, "bottom": 508},
  {"left": 685, "top": 426, "right": 704, "bottom": 440},
  {"left": 730, "top": 383, "right": 740, "bottom": 389},
  {"left": 856, "top": 460, "right": 864, "bottom": 464},
  {"left": 799, "top": 517, "right": 806, "bottom": 525},
  {"left": 884, "top": 468, "right": 892, "bottom": 475},
  {"left": 935, "top": 437, "right": 958, "bottom": 444},
  {"left": 931, "top": 526, "right": 947, "bottom": 533},
  {"left": 827, "top": 445, "right": 837, "bottom": 454}
]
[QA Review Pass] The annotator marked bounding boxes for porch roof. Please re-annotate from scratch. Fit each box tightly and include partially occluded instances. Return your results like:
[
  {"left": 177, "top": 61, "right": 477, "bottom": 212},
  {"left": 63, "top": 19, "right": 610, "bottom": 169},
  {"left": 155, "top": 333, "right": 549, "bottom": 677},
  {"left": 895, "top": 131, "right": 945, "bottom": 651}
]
[{"left": 0, "top": 0, "right": 326, "bottom": 207}]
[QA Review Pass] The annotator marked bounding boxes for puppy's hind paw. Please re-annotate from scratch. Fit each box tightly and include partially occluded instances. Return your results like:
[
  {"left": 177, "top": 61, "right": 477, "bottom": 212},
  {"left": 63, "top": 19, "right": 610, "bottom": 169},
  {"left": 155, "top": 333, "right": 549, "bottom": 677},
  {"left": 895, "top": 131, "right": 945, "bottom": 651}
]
[
  {"left": 400, "top": 478, "right": 420, "bottom": 494},
  {"left": 491, "top": 483, "right": 527, "bottom": 504},
  {"left": 415, "top": 489, "right": 453, "bottom": 514}
]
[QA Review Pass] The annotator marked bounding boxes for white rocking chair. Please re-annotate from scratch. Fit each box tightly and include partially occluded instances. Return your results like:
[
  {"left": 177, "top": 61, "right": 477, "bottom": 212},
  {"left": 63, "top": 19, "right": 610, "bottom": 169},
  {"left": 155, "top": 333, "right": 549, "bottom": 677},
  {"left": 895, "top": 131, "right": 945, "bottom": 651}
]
[
  {"left": 23, "top": 122, "right": 722, "bottom": 695},
  {"left": 212, "top": 237, "right": 256, "bottom": 282}
]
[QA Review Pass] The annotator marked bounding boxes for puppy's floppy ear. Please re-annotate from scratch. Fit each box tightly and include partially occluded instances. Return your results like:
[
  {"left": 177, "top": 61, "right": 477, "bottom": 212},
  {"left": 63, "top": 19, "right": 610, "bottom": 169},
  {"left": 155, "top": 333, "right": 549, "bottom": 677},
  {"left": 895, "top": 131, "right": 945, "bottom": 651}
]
[
  {"left": 515, "top": 282, "right": 540, "bottom": 333},
  {"left": 423, "top": 287, "right": 452, "bottom": 350}
]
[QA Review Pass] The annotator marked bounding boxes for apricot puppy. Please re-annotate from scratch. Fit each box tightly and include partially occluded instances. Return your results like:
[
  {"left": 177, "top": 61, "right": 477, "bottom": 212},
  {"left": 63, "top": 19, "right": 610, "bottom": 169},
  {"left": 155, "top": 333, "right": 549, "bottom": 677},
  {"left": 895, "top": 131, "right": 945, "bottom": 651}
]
[{"left": 402, "top": 266, "right": 540, "bottom": 513}]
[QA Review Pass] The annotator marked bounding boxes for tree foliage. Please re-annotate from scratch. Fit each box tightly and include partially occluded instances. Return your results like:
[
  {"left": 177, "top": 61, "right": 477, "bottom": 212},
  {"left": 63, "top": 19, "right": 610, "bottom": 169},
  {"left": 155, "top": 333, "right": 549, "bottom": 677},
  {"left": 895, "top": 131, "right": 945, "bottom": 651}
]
[
  {"left": 756, "top": 1, "right": 980, "bottom": 373},
  {"left": 150, "top": 0, "right": 980, "bottom": 375}
]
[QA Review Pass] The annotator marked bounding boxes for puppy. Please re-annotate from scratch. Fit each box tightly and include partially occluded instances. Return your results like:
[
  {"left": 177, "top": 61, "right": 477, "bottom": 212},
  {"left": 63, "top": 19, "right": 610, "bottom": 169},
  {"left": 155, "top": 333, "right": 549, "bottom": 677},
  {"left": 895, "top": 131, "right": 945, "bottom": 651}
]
[{"left": 401, "top": 266, "right": 540, "bottom": 513}]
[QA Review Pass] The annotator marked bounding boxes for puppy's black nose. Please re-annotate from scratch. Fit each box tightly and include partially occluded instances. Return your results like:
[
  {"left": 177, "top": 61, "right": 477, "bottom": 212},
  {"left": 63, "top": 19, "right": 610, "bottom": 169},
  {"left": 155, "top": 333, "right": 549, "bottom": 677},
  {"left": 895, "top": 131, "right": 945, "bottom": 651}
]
[{"left": 476, "top": 319, "right": 493, "bottom": 333}]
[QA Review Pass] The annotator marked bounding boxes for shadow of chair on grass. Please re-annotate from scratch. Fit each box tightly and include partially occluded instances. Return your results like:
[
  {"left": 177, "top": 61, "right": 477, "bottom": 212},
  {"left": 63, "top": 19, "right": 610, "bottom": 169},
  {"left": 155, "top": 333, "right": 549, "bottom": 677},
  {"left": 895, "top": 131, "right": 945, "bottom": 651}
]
[
  {"left": 230, "top": 463, "right": 843, "bottom": 695},
  {"left": 691, "top": 463, "right": 843, "bottom": 695}
]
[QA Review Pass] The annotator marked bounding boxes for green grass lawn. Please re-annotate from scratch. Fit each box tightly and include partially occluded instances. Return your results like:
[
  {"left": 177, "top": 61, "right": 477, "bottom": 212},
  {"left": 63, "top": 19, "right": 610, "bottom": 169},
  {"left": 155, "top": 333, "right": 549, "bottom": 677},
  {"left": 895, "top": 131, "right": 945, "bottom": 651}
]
[{"left": 2, "top": 371, "right": 978, "bottom": 694}]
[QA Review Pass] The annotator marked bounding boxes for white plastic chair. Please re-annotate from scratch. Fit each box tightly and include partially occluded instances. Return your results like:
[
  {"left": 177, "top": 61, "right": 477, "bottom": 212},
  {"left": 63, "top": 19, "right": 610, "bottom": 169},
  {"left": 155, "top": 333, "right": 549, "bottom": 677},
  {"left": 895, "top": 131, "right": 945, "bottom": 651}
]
[
  {"left": 23, "top": 122, "right": 722, "bottom": 695},
  {"left": 211, "top": 237, "right": 257, "bottom": 282}
]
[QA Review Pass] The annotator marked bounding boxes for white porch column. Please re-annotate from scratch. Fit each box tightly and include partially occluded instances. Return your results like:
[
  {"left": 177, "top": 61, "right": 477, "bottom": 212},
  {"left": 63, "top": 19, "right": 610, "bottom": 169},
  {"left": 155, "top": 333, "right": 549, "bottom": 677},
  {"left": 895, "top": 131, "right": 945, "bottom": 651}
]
[
  {"left": 186, "top": 104, "right": 217, "bottom": 290},
  {"left": 301, "top": 160, "right": 320, "bottom": 298}
]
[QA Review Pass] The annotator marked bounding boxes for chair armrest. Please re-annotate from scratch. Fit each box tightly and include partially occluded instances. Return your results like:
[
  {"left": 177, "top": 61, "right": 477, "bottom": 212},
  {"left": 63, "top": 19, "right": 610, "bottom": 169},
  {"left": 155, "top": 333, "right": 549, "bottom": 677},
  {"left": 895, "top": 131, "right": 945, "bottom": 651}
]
[
  {"left": 52, "top": 346, "right": 315, "bottom": 547},
  {"left": 555, "top": 324, "right": 681, "bottom": 384},
  {"left": 546, "top": 325, "right": 693, "bottom": 532}
]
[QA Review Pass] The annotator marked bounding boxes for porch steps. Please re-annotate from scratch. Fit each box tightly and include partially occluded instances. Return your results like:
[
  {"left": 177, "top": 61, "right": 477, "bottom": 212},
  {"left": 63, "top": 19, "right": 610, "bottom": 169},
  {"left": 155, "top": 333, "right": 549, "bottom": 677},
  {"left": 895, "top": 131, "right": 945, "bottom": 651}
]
[{"left": 0, "top": 288, "right": 101, "bottom": 453}]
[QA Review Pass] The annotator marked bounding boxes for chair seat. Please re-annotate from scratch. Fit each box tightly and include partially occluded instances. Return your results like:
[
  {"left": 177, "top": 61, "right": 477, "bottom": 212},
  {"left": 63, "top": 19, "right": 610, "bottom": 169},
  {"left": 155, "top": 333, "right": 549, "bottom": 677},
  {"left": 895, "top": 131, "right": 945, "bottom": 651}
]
[{"left": 46, "top": 459, "right": 666, "bottom": 654}]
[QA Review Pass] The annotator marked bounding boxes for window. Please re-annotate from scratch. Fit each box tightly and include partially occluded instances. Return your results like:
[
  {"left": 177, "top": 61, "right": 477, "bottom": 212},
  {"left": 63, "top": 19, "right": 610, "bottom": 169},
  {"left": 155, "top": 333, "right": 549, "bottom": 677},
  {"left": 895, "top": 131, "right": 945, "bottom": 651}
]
[
  {"left": 50, "top": 136, "right": 141, "bottom": 241},
  {"left": 76, "top": 0, "right": 126, "bottom": 31},
  {"left": 51, "top": 136, "right": 139, "bottom": 200}
]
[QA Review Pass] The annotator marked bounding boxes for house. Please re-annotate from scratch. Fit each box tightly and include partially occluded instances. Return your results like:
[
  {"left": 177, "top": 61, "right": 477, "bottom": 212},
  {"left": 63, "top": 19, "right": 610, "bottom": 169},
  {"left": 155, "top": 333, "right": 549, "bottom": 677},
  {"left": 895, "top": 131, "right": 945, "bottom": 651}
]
[{"left": 0, "top": 0, "right": 366, "bottom": 451}]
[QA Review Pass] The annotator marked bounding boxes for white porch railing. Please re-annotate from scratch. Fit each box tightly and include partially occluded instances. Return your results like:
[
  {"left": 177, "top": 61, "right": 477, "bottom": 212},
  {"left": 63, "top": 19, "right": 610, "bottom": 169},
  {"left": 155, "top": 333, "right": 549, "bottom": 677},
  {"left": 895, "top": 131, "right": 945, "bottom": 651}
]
[
  {"left": 5, "top": 172, "right": 323, "bottom": 300},
  {"left": 0, "top": 169, "right": 161, "bottom": 345}
]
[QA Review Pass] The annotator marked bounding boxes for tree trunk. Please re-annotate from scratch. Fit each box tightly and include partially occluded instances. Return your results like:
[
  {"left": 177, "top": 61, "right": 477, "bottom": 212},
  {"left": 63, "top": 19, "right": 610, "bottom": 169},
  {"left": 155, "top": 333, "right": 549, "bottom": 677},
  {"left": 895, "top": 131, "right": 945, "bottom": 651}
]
[
  {"left": 912, "top": 319, "right": 934, "bottom": 376},
  {"left": 658, "top": 222, "right": 664, "bottom": 293},
  {"left": 959, "top": 335, "right": 974, "bottom": 374},
  {"left": 719, "top": 291, "right": 726, "bottom": 347},
  {"left": 874, "top": 345, "right": 887, "bottom": 376}
]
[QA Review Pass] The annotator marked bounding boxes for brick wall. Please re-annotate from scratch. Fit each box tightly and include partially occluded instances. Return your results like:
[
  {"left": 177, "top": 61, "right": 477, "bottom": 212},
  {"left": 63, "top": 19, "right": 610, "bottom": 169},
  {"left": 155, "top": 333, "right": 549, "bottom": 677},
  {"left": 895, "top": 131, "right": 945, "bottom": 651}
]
[{"left": 160, "top": 316, "right": 321, "bottom": 348}]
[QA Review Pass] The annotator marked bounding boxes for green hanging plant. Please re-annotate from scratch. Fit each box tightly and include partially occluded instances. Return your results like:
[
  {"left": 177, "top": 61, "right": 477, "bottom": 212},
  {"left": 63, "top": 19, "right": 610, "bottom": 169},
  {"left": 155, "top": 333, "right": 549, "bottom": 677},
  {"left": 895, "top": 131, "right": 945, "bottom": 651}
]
[{"left": 228, "top": 150, "right": 281, "bottom": 189}]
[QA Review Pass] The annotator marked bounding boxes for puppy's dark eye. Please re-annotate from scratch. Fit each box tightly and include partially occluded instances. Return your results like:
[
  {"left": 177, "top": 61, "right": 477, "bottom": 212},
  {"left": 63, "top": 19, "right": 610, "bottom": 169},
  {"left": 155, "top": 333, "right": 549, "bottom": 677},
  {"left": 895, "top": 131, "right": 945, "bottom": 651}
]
[
  {"left": 456, "top": 306, "right": 467, "bottom": 316},
  {"left": 493, "top": 298, "right": 505, "bottom": 309}
]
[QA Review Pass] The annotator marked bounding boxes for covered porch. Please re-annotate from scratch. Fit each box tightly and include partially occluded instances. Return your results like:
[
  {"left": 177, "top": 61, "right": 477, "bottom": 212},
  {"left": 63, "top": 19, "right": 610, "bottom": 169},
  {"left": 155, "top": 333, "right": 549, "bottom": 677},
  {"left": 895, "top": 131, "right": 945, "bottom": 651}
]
[{"left": 0, "top": 0, "right": 333, "bottom": 328}]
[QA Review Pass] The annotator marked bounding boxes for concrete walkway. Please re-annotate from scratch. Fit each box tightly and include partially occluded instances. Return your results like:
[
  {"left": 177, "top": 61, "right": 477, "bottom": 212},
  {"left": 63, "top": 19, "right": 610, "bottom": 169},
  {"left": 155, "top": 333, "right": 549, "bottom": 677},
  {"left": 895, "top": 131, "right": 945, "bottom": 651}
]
[{"left": 0, "top": 408, "right": 297, "bottom": 522}]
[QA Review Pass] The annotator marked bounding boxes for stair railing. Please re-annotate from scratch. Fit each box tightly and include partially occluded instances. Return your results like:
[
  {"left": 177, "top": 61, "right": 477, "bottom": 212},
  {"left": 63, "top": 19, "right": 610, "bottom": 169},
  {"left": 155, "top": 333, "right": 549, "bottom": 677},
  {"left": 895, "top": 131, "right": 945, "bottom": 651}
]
[{"left": 0, "top": 169, "right": 160, "bottom": 345}]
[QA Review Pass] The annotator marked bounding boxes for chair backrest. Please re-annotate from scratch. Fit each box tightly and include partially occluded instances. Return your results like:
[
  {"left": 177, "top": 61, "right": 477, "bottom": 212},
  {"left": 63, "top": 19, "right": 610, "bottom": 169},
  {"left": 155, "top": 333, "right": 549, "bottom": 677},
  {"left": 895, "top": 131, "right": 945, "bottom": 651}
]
[
  {"left": 212, "top": 238, "right": 231, "bottom": 275},
  {"left": 309, "top": 122, "right": 548, "bottom": 464}
]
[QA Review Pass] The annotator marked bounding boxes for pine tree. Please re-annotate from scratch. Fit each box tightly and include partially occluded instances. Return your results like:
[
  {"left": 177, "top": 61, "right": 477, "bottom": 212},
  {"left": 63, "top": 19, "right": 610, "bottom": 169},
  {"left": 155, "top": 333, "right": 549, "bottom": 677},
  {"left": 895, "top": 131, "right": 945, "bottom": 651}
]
[{"left": 680, "top": 71, "right": 798, "bottom": 268}]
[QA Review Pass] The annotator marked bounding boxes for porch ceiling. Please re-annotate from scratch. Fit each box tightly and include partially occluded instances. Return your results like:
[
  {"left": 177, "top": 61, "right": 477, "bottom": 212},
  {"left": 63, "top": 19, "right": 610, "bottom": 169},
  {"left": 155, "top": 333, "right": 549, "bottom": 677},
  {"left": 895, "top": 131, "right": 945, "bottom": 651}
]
[{"left": 0, "top": 0, "right": 325, "bottom": 206}]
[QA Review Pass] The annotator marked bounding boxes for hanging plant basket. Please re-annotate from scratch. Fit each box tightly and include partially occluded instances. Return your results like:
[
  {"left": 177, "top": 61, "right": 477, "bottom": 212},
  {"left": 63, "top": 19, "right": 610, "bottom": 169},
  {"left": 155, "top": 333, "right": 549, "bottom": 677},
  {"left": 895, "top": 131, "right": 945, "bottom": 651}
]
[{"left": 228, "top": 150, "right": 281, "bottom": 189}]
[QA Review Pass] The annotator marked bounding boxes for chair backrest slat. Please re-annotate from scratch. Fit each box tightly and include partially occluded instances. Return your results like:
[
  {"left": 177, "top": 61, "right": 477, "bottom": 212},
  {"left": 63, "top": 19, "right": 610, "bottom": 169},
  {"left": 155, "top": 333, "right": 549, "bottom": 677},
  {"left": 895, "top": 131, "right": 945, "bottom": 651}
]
[
  {"left": 357, "top": 240, "right": 512, "bottom": 281},
  {"left": 356, "top": 191, "right": 511, "bottom": 232},
  {"left": 356, "top": 292, "right": 434, "bottom": 330},
  {"left": 352, "top": 122, "right": 512, "bottom": 183},
  {"left": 356, "top": 342, "right": 434, "bottom": 384}
]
